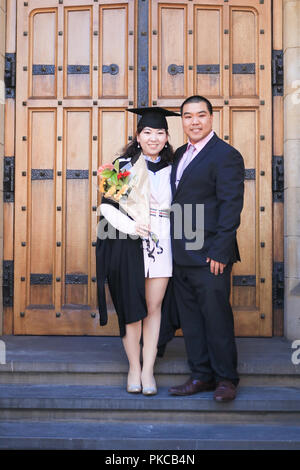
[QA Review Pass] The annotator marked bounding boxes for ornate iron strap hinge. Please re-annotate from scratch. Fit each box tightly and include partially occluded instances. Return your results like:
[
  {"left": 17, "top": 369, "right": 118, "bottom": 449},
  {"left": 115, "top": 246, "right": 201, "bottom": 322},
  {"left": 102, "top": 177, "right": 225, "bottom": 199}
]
[
  {"left": 232, "top": 63, "right": 255, "bottom": 74},
  {"left": 244, "top": 169, "right": 256, "bottom": 180},
  {"left": 32, "top": 65, "right": 55, "bottom": 75},
  {"left": 30, "top": 274, "right": 53, "bottom": 285},
  {"left": 273, "top": 262, "right": 284, "bottom": 308},
  {"left": 232, "top": 275, "right": 256, "bottom": 286},
  {"left": 5, "top": 53, "right": 16, "bottom": 98},
  {"left": 272, "top": 156, "right": 284, "bottom": 202},
  {"left": 3, "top": 260, "right": 14, "bottom": 307},
  {"left": 3, "top": 157, "right": 15, "bottom": 202},
  {"left": 272, "top": 50, "right": 283, "bottom": 96},
  {"left": 65, "top": 274, "right": 88, "bottom": 284}
]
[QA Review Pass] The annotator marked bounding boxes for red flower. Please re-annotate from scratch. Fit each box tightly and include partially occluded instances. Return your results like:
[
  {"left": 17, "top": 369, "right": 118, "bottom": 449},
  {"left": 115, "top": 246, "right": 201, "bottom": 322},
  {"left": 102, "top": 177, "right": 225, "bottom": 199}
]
[{"left": 117, "top": 170, "right": 131, "bottom": 180}]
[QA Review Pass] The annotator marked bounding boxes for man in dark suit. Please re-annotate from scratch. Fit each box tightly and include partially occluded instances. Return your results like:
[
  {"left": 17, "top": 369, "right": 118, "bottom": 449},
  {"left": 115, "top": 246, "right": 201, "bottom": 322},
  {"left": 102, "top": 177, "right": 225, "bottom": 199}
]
[{"left": 168, "top": 95, "right": 244, "bottom": 402}]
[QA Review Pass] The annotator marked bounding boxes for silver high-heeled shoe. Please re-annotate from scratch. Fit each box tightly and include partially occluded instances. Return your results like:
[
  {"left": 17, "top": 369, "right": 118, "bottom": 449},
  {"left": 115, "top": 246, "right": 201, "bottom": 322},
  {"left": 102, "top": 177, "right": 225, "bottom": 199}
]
[
  {"left": 127, "top": 384, "right": 142, "bottom": 394},
  {"left": 142, "top": 377, "right": 157, "bottom": 396},
  {"left": 142, "top": 385, "right": 157, "bottom": 396}
]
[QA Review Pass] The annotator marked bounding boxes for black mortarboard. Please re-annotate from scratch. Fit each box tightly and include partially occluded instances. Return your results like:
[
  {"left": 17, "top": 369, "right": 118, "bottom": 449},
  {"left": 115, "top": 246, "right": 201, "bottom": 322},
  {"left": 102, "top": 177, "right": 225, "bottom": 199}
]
[{"left": 127, "top": 106, "right": 180, "bottom": 130}]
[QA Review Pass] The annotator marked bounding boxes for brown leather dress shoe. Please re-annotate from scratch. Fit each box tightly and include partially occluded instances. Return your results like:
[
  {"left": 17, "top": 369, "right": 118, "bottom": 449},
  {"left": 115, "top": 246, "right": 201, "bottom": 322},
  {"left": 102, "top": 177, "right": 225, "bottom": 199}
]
[
  {"left": 168, "top": 378, "right": 216, "bottom": 396},
  {"left": 214, "top": 380, "right": 237, "bottom": 402}
]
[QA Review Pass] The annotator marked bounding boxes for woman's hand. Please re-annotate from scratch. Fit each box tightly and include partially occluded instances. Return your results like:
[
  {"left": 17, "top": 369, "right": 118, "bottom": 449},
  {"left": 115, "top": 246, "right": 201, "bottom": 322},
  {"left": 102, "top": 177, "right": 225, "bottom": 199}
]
[{"left": 135, "top": 223, "right": 150, "bottom": 238}]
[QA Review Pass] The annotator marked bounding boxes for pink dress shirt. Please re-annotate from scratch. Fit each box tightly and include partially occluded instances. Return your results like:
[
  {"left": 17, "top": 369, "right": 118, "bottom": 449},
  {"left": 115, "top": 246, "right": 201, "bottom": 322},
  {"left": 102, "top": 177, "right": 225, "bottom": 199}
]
[{"left": 176, "top": 130, "right": 215, "bottom": 187}]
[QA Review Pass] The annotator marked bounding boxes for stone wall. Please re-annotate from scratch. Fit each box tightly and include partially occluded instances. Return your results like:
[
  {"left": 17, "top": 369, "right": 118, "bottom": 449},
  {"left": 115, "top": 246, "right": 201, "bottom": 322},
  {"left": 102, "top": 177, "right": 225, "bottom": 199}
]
[
  {"left": 284, "top": 0, "right": 300, "bottom": 339},
  {"left": 0, "top": 0, "right": 6, "bottom": 334}
]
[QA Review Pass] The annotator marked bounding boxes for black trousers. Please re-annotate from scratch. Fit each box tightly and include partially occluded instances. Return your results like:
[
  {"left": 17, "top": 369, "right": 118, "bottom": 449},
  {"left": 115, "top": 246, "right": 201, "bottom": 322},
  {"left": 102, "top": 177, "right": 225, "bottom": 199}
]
[{"left": 173, "top": 262, "right": 239, "bottom": 385}]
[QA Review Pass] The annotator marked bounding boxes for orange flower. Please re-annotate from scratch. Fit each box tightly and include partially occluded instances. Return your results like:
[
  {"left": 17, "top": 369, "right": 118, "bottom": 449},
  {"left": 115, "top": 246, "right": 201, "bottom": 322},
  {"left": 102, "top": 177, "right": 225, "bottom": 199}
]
[
  {"left": 105, "top": 185, "right": 117, "bottom": 198},
  {"left": 113, "top": 184, "right": 129, "bottom": 201},
  {"left": 99, "top": 177, "right": 107, "bottom": 192}
]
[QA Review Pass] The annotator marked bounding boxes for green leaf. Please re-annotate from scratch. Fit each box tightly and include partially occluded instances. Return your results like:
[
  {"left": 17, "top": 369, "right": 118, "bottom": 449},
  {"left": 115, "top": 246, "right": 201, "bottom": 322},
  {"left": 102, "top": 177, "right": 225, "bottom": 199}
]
[
  {"left": 101, "top": 169, "right": 114, "bottom": 178},
  {"left": 114, "top": 160, "right": 120, "bottom": 173},
  {"left": 111, "top": 172, "right": 118, "bottom": 185}
]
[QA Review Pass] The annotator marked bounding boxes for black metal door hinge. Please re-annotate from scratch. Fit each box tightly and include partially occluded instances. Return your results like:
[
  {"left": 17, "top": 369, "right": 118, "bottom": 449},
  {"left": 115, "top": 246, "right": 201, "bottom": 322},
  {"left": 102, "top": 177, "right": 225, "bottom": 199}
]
[
  {"left": 233, "top": 275, "right": 256, "bottom": 286},
  {"left": 272, "top": 156, "right": 284, "bottom": 202},
  {"left": 3, "top": 260, "right": 14, "bottom": 307},
  {"left": 3, "top": 157, "right": 15, "bottom": 202},
  {"left": 272, "top": 50, "right": 283, "bottom": 96},
  {"left": 273, "top": 262, "right": 284, "bottom": 309},
  {"left": 5, "top": 53, "right": 16, "bottom": 99}
]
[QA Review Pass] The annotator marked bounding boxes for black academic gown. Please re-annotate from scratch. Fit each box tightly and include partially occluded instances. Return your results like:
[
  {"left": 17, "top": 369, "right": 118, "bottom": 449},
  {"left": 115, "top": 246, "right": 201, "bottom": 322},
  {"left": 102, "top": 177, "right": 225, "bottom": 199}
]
[{"left": 96, "top": 153, "right": 176, "bottom": 341}]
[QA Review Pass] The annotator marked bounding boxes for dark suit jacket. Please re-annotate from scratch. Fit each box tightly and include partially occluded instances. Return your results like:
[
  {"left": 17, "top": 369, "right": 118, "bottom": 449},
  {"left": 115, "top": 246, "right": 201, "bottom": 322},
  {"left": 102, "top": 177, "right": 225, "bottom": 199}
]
[{"left": 170, "top": 132, "right": 245, "bottom": 266}]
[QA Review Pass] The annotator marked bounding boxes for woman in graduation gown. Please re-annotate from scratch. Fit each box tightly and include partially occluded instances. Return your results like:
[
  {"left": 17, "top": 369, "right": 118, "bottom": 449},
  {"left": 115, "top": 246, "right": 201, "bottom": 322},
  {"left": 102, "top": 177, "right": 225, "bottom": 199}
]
[{"left": 96, "top": 107, "right": 179, "bottom": 395}]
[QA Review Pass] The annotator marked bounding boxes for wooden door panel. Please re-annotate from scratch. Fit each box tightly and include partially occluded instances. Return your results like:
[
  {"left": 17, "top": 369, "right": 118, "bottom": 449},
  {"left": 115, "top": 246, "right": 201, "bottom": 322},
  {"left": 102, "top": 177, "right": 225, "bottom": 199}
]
[
  {"left": 166, "top": 114, "right": 186, "bottom": 150},
  {"left": 231, "top": 109, "right": 257, "bottom": 311},
  {"left": 159, "top": 4, "right": 187, "bottom": 98},
  {"left": 30, "top": 9, "right": 57, "bottom": 98},
  {"left": 212, "top": 108, "right": 223, "bottom": 137},
  {"left": 195, "top": 6, "right": 222, "bottom": 97},
  {"left": 100, "top": 5, "right": 128, "bottom": 98},
  {"left": 231, "top": 108, "right": 257, "bottom": 278},
  {"left": 64, "top": 6, "right": 92, "bottom": 98},
  {"left": 29, "top": 109, "right": 56, "bottom": 308},
  {"left": 99, "top": 109, "right": 128, "bottom": 165},
  {"left": 63, "top": 109, "right": 91, "bottom": 307},
  {"left": 231, "top": 8, "right": 257, "bottom": 97}
]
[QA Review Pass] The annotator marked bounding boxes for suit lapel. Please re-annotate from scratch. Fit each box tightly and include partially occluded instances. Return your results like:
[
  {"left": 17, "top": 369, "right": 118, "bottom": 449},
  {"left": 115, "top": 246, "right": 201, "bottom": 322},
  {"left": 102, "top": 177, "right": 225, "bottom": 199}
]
[
  {"left": 171, "top": 144, "right": 187, "bottom": 195},
  {"left": 173, "top": 133, "right": 219, "bottom": 198}
]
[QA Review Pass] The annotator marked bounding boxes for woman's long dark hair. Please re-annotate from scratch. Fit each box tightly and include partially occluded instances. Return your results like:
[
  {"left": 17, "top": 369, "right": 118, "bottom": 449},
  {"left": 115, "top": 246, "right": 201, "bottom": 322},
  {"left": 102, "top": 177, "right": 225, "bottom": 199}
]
[{"left": 121, "top": 124, "right": 174, "bottom": 163}]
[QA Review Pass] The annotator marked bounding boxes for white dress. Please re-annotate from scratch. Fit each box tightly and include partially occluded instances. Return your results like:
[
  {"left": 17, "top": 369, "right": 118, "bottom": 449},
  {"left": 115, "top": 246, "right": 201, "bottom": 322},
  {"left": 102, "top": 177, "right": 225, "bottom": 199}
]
[{"left": 100, "top": 155, "right": 173, "bottom": 278}]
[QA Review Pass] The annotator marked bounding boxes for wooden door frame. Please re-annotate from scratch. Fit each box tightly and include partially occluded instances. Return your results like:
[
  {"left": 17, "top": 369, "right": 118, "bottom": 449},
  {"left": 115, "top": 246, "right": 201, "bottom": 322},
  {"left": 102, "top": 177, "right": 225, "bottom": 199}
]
[
  {"left": 272, "top": 0, "right": 284, "bottom": 336},
  {"left": 2, "top": 0, "right": 284, "bottom": 336}
]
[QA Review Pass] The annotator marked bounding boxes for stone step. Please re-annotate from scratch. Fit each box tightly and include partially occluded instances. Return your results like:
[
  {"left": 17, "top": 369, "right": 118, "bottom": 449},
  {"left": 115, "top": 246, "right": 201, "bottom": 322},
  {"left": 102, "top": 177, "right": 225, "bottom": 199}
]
[
  {"left": 1, "top": 365, "right": 299, "bottom": 387},
  {"left": 1, "top": 384, "right": 300, "bottom": 424},
  {"left": 0, "top": 336, "right": 299, "bottom": 387},
  {"left": 1, "top": 420, "right": 300, "bottom": 450}
]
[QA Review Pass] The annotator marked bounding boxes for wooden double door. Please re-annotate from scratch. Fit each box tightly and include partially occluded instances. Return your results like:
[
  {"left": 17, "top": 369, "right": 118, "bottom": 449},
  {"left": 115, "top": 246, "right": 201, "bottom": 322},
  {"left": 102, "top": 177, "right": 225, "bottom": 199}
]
[{"left": 12, "top": 0, "right": 273, "bottom": 336}]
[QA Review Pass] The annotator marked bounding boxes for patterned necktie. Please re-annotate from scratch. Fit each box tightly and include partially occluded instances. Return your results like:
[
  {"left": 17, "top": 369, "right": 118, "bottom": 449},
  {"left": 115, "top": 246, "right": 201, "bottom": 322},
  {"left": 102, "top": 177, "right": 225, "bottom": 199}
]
[{"left": 176, "top": 144, "right": 195, "bottom": 186}]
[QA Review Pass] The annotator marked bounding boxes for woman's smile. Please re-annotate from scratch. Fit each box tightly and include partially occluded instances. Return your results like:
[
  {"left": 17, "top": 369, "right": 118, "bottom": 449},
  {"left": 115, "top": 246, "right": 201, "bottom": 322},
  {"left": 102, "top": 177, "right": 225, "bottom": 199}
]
[{"left": 137, "top": 126, "right": 168, "bottom": 159}]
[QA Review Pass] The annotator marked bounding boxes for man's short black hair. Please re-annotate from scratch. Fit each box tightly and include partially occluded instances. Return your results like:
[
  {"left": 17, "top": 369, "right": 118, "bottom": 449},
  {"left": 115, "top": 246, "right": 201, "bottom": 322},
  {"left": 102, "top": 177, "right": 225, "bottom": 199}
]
[{"left": 180, "top": 95, "right": 213, "bottom": 116}]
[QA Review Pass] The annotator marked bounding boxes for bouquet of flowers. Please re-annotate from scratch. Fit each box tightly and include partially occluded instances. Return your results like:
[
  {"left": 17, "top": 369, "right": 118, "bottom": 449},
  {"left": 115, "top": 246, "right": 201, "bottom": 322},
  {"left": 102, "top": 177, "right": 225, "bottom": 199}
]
[
  {"left": 98, "top": 156, "right": 162, "bottom": 258},
  {"left": 97, "top": 160, "right": 132, "bottom": 202}
]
